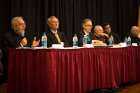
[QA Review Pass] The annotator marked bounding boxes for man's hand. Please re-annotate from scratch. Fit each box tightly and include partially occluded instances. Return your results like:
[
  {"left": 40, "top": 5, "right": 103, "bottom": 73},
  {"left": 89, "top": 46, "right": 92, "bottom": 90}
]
[
  {"left": 137, "top": 33, "right": 140, "bottom": 39},
  {"left": 32, "top": 37, "right": 40, "bottom": 47},
  {"left": 20, "top": 37, "right": 27, "bottom": 47},
  {"left": 99, "top": 33, "right": 109, "bottom": 38},
  {"left": 93, "top": 40, "right": 107, "bottom": 46}
]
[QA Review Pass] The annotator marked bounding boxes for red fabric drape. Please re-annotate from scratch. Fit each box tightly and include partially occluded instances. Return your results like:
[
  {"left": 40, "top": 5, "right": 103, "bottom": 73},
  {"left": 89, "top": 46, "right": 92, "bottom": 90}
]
[{"left": 8, "top": 47, "right": 140, "bottom": 93}]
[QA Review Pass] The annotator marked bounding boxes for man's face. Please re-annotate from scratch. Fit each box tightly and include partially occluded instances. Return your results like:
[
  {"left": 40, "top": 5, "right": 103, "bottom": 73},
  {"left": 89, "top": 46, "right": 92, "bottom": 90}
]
[
  {"left": 104, "top": 25, "right": 111, "bottom": 34},
  {"left": 131, "top": 26, "right": 140, "bottom": 37},
  {"left": 48, "top": 17, "right": 59, "bottom": 31},
  {"left": 95, "top": 26, "right": 104, "bottom": 35},
  {"left": 83, "top": 21, "right": 93, "bottom": 32},
  {"left": 13, "top": 18, "right": 26, "bottom": 34}
]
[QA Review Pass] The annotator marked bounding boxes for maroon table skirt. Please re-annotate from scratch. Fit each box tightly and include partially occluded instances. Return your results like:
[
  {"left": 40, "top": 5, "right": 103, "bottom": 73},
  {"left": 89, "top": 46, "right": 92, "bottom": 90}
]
[{"left": 8, "top": 47, "right": 140, "bottom": 93}]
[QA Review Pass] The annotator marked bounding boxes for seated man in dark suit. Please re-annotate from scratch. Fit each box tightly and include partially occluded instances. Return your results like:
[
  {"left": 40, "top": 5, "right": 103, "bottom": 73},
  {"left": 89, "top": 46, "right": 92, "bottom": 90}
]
[
  {"left": 4, "top": 16, "right": 28, "bottom": 48},
  {"left": 103, "top": 23, "right": 120, "bottom": 44},
  {"left": 93, "top": 25, "right": 109, "bottom": 44},
  {"left": 2, "top": 16, "right": 39, "bottom": 82},
  {"left": 77, "top": 18, "right": 94, "bottom": 46},
  {"left": 45, "top": 16, "right": 68, "bottom": 47},
  {"left": 129, "top": 26, "right": 140, "bottom": 45},
  {"left": 4, "top": 16, "right": 39, "bottom": 48}
]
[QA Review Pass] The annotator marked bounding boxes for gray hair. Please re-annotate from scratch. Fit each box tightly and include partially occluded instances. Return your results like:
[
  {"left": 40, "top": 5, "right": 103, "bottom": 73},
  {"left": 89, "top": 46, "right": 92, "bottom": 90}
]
[
  {"left": 94, "top": 25, "right": 103, "bottom": 31},
  {"left": 11, "top": 16, "right": 23, "bottom": 30},
  {"left": 82, "top": 18, "right": 92, "bottom": 26},
  {"left": 47, "top": 16, "right": 59, "bottom": 24}
]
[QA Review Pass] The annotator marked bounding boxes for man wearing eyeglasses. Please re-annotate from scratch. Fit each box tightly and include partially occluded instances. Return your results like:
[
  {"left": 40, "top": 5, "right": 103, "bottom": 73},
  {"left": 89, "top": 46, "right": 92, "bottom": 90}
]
[
  {"left": 77, "top": 18, "right": 94, "bottom": 46},
  {"left": 4, "top": 16, "right": 39, "bottom": 48},
  {"left": 2, "top": 16, "right": 40, "bottom": 82}
]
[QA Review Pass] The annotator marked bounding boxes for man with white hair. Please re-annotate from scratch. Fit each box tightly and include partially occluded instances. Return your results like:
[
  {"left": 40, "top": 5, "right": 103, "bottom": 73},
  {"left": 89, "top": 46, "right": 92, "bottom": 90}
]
[
  {"left": 45, "top": 16, "right": 68, "bottom": 47},
  {"left": 4, "top": 16, "right": 39, "bottom": 48},
  {"left": 2, "top": 16, "right": 39, "bottom": 82},
  {"left": 93, "top": 25, "right": 109, "bottom": 44}
]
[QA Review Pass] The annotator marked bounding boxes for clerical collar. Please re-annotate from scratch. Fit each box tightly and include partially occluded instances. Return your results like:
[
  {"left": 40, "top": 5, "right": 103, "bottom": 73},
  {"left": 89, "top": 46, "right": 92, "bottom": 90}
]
[{"left": 51, "top": 30, "right": 57, "bottom": 34}]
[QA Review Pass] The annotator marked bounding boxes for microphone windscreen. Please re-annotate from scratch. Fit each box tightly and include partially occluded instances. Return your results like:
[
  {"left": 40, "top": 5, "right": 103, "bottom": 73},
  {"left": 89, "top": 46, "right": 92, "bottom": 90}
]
[{"left": 21, "top": 31, "right": 25, "bottom": 37}]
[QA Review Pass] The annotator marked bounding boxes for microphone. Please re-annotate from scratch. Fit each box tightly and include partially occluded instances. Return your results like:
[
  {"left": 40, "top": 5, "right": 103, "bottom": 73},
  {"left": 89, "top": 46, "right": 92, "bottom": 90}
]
[
  {"left": 21, "top": 31, "right": 25, "bottom": 37},
  {"left": 19, "top": 31, "right": 25, "bottom": 47}
]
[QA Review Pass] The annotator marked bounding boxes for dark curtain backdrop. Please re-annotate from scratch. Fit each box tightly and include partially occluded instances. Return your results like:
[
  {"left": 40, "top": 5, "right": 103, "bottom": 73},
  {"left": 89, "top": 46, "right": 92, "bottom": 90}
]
[{"left": 0, "top": 0, "right": 139, "bottom": 46}]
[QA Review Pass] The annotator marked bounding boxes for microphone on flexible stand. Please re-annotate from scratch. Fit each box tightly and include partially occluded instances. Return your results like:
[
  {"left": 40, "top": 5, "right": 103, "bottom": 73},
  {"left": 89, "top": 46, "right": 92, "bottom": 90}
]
[
  {"left": 19, "top": 31, "right": 25, "bottom": 47},
  {"left": 21, "top": 31, "right": 25, "bottom": 37}
]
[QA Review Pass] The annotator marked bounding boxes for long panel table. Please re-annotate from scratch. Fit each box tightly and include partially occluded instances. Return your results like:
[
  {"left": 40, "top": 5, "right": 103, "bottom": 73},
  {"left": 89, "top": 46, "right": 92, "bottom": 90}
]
[{"left": 8, "top": 47, "right": 140, "bottom": 93}]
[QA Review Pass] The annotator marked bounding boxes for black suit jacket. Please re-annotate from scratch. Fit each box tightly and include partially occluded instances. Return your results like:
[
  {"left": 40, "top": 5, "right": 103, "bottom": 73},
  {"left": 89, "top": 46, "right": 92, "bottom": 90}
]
[
  {"left": 108, "top": 32, "right": 120, "bottom": 44},
  {"left": 4, "top": 31, "right": 23, "bottom": 48},
  {"left": 3, "top": 31, "right": 32, "bottom": 49},
  {"left": 77, "top": 31, "right": 93, "bottom": 47},
  {"left": 130, "top": 36, "right": 140, "bottom": 44},
  {"left": 2, "top": 31, "right": 32, "bottom": 68},
  {"left": 45, "top": 30, "right": 69, "bottom": 47}
]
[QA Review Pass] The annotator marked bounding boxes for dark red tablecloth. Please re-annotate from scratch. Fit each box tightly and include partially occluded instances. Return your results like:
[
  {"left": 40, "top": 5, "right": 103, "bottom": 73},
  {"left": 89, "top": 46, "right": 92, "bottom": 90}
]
[{"left": 8, "top": 47, "right": 140, "bottom": 93}]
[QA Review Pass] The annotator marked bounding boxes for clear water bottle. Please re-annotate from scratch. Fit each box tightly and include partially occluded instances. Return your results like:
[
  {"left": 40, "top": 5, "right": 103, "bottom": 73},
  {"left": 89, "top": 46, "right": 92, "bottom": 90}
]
[
  {"left": 41, "top": 32, "right": 47, "bottom": 48},
  {"left": 127, "top": 36, "right": 131, "bottom": 46},
  {"left": 108, "top": 35, "right": 114, "bottom": 46},
  {"left": 73, "top": 34, "right": 78, "bottom": 47},
  {"left": 83, "top": 35, "right": 88, "bottom": 45},
  {"left": 124, "top": 37, "right": 128, "bottom": 43},
  {"left": 87, "top": 35, "right": 91, "bottom": 44}
]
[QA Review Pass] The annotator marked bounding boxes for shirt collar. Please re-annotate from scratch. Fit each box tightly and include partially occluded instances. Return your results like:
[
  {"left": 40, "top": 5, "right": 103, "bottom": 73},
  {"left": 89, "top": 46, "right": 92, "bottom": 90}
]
[
  {"left": 51, "top": 30, "right": 57, "bottom": 34},
  {"left": 83, "top": 30, "right": 89, "bottom": 35}
]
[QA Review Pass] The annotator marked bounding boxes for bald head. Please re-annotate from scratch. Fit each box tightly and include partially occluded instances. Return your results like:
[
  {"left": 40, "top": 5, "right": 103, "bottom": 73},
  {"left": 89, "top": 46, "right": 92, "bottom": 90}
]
[
  {"left": 131, "top": 26, "right": 139, "bottom": 31},
  {"left": 130, "top": 26, "right": 140, "bottom": 37},
  {"left": 94, "top": 25, "right": 104, "bottom": 34}
]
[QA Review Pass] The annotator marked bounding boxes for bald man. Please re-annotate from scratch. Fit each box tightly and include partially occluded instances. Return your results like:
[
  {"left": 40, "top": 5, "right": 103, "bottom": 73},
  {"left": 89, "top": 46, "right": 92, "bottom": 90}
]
[
  {"left": 93, "top": 25, "right": 109, "bottom": 44},
  {"left": 130, "top": 26, "right": 140, "bottom": 44}
]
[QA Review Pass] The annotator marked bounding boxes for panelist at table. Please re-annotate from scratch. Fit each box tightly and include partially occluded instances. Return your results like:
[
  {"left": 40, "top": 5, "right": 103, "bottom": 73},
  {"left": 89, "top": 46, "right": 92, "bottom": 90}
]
[
  {"left": 93, "top": 25, "right": 109, "bottom": 45},
  {"left": 129, "top": 26, "right": 140, "bottom": 45},
  {"left": 2, "top": 16, "right": 39, "bottom": 81},
  {"left": 4, "top": 16, "right": 29, "bottom": 48},
  {"left": 3, "top": 16, "right": 39, "bottom": 48},
  {"left": 103, "top": 23, "right": 120, "bottom": 44},
  {"left": 44, "top": 16, "right": 69, "bottom": 47},
  {"left": 77, "top": 18, "right": 94, "bottom": 47}
]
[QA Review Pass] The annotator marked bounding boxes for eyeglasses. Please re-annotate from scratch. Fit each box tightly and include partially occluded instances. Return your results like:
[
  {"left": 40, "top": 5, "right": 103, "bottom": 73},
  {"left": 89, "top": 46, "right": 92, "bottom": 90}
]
[
  {"left": 85, "top": 25, "right": 93, "bottom": 27},
  {"left": 16, "top": 22, "right": 25, "bottom": 26}
]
